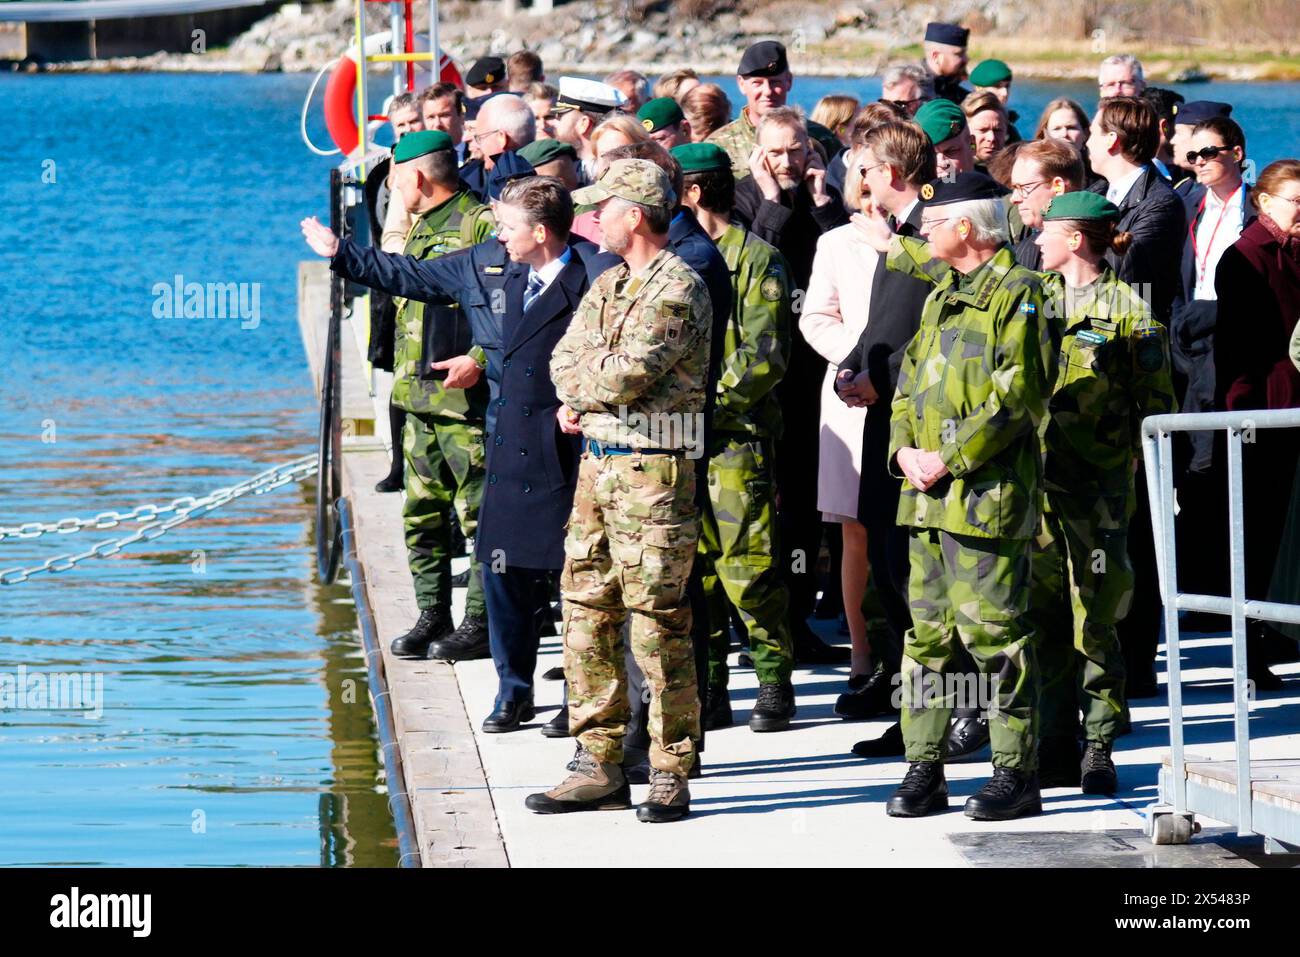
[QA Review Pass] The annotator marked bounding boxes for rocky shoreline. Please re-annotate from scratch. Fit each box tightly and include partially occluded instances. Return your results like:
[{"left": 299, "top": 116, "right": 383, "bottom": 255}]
[{"left": 12, "top": 0, "right": 1300, "bottom": 80}]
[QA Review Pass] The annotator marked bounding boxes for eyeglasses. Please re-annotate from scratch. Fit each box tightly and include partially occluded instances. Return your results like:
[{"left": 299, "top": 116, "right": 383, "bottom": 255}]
[
  {"left": 1185, "top": 145, "right": 1232, "bottom": 165},
  {"left": 858, "top": 162, "right": 887, "bottom": 177},
  {"left": 1010, "top": 180, "right": 1047, "bottom": 198},
  {"left": 1264, "top": 192, "right": 1300, "bottom": 210},
  {"left": 471, "top": 128, "right": 502, "bottom": 144},
  {"left": 920, "top": 217, "right": 951, "bottom": 231},
  {"left": 880, "top": 97, "right": 922, "bottom": 112}
]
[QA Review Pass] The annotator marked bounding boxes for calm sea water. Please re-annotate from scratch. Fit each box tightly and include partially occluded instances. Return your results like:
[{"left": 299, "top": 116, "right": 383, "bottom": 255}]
[{"left": 0, "top": 70, "right": 1295, "bottom": 867}]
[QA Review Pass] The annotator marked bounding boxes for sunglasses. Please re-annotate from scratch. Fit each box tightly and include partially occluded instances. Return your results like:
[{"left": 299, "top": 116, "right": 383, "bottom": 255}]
[
  {"left": 880, "top": 97, "right": 922, "bottom": 112},
  {"left": 1185, "top": 145, "right": 1233, "bottom": 165}
]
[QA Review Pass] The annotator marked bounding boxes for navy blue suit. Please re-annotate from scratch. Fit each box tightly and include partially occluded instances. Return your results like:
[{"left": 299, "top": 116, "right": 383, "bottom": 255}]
[{"left": 332, "top": 236, "right": 594, "bottom": 706}]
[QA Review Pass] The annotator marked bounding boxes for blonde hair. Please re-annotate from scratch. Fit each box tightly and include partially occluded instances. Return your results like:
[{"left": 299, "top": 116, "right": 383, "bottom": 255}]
[
  {"left": 841, "top": 146, "right": 870, "bottom": 214},
  {"left": 811, "top": 94, "right": 859, "bottom": 140},
  {"left": 590, "top": 112, "right": 651, "bottom": 155}
]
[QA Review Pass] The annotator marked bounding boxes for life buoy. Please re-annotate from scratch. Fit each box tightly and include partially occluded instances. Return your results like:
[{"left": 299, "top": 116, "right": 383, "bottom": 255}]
[{"left": 323, "top": 32, "right": 462, "bottom": 156}]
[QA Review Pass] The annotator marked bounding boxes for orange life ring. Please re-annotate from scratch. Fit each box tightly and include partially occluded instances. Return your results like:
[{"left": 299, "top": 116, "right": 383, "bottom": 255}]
[{"left": 324, "top": 40, "right": 462, "bottom": 155}]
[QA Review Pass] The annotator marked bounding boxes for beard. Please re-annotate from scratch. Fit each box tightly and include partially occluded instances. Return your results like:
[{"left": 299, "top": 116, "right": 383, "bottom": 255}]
[
  {"left": 774, "top": 170, "right": 802, "bottom": 191},
  {"left": 603, "top": 224, "right": 631, "bottom": 256}
]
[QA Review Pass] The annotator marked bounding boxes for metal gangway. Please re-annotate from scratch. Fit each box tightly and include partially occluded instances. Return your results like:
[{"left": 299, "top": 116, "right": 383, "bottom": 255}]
[{"left": 1142, "top": 408, "right": 1300, "bottom": 852}]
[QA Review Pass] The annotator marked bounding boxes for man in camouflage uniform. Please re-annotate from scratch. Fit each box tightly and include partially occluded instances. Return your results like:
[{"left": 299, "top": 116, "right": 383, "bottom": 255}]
[
  {"left": 673, "top": 142, "right": 797, "bottom": 731},
  {"left": 526, "top": 159, "right": 712, "bottom": 823},
  {"left": 858, "top": 172, "right": 1055, "bottom": 820},
  {"left": 311, "top": 130, "right": 496, "bottom": 659},
  {"left": 1026, "top": 192, "right": 1177, "bottom": 794},
  {"left": 707, "top": 40, "right": 793, "bottom": 180}
]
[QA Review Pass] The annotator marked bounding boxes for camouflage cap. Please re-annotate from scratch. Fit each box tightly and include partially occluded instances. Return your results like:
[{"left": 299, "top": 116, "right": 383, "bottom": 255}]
[
  {"left": 915, "top": 98, "right": 967, "bottom": 146},
  {"left": 393, "top": 129, "right": 454, "bottom": 163},
  {"left": 571, "top": 158, "right": 676, "bottom": 208},
  {"left": 637, "top": 96, "right": 684, "bottom": 133}
]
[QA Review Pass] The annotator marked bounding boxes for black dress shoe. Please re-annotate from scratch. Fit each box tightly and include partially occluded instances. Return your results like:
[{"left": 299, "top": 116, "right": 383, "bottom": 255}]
[
  {"left": 852, "top": 720, "right": 905, "bottom": 758},
  {"left": 541, "top": 708, "right": 569, "bottom": 738},
  {"left": 450, "top": 568, "right": 470, "bottom": 588},
  {"left": 1126, "top": 670, "right": 1161, "bottom": 699},
  {"left": 482, "top": 699, "right": 536, "bottom": 733},
  {"left": 1038, "top": 735, "right": 1083, "bottom": 788},
  {"left": 428, "top": 615, "right": 490, "bottom": 661},
  {"left": 541, "top": 666, "right": 565, "bottom": 681},
  {"left": 945, "top": 716, "right": 990, "bottom": 761},
  {"left": 703, "top": 685, "right": 733, "bottom": 730},
  {"left": 964, "top": 767, "right": 1042, "bottom": 820},
  {"left": 374, "top": 472, "right": 404, "bottom": 493},
  {"left": 1248, "top": 660, "right": 1285, "bottom": 693},
  {"left": 886, "top": 761, "right": 948, "bottom": 817},
  {"left": 1081, "top": 740, "right": 1119, "bottom": 794},
  {"left": 834, "top": 666, "right": 895, "bottom": 719},
  {"left": 749, "top": 680, "right": 796, "bottom": 732},
  {"left": 792, "top": 626, "right": 852, "bottom": 666},
  {"left": 737, "top": 650, "right": 755, "bottom": 668},
  {"left": 389, "top": 608, "right": 453, "bottom": 658}
]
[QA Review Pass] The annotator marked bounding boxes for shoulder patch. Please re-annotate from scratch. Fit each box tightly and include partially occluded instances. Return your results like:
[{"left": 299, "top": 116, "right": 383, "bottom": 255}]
[
  {"left": 1136, "top": 331, "right": 1164, "bottom": 372},
  {"left": 760, "top": 273, "right": 784, "bottom": 301},
  {"left": 1019, "top": 301, "right": 1037, "bottom": 315}
]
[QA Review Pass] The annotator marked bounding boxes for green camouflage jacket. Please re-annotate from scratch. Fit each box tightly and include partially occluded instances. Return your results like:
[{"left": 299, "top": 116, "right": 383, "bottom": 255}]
[
  {"left": 390, "top": 190, "right": 495, "bottom": 418},
  {"left": 551, "top": 246, "right": 713, "bottom": 452},
  {"left": 1039, "top": 265, "right": 1177, "bottom": 498},
  {"left": 707, "top": 109, "right": 757, "bottom": 180},
  {"left": 711, "top": 223, "right": 791, "bottom": 438},
  {"left": 887, "top": 238, "right": 1054, "bottom": 540}
]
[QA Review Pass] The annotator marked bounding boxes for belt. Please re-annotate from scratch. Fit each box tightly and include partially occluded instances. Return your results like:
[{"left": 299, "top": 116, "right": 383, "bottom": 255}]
[{"left": 583, "top": 438, "right": 682, "bottom": 458}]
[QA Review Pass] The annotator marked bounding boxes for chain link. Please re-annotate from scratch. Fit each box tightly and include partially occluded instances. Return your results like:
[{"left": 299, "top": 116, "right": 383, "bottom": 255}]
[{"left": 0, "top": 455, "right": 319, "bottom": 585}]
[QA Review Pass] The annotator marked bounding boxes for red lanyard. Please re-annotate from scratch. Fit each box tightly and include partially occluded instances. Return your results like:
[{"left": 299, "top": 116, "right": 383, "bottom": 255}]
[{"left": 1190, "top": 184, "right": 1242, "bottom": 288}]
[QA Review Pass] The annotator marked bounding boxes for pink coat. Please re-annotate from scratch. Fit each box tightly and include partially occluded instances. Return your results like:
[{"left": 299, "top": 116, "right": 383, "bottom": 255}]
[{"left": 798, "top": 224, "right": 878, "bottom": 520}]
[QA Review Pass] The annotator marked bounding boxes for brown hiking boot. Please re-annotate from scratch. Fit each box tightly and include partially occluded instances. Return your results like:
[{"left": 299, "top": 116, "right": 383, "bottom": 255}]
[
  {"left": 636, "top": 767, "right": 691, "bottom": 823},
  {"left": 525, "top": 748, "right": 631, "bottom": 814}
]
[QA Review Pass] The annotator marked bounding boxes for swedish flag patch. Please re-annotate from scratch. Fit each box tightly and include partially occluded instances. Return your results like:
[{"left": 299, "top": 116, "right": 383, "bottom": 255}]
[{"left": 1019, "top": 301, "right": 1037, "bottom": 315}]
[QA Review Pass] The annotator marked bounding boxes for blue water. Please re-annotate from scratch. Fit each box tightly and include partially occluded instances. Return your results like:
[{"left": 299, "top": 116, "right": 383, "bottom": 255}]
[
  {"left": 0, "top": 68, "right": 1296, "bottom": 867},
  {"left": 0, "top": 73, "right": 396, "bottom": 866}
]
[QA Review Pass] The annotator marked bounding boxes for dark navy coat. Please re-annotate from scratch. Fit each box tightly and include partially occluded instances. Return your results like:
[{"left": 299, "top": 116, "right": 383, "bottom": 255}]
[{"left": 331, "top": 236, "right": 594, "bottom": 569}]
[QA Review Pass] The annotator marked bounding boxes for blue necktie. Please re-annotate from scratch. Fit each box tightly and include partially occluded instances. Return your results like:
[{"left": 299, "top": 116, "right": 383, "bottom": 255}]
[{"left": 523, "top": 272, "right": 544, "bottom": 312}]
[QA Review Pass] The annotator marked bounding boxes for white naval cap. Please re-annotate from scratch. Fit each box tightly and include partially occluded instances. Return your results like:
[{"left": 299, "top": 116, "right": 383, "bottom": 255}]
[{"left": 553, "top": 76, "right": 628, "bottom": 115}]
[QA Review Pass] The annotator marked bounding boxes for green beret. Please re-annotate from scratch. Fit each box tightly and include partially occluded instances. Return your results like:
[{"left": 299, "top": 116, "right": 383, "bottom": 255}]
[
  {"left": 672, "top": 142, "right": 730, "bottom": 174},
  {"left": 393, "top": 129, "right": 454, "bottom": 163},
  {"left": 636, "top": 96, "right": 684, "bottom": 133},
  {"left": 1041, "top": 191, "right": 1121, "bottom": 222},
  {"left": 969, "top": 59, "right": 1013, "bottom": 87},
  {"left": 915, "top": 99, "right": 966, "bottom": 146},
  {"left": 518, "top": 138, "right": 578, "bottom": 167}
]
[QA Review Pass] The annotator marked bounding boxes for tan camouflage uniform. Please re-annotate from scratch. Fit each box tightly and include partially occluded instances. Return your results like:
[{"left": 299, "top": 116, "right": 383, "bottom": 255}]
[{"left": 707, "top": 108, "right": 757, "bottom": 180}]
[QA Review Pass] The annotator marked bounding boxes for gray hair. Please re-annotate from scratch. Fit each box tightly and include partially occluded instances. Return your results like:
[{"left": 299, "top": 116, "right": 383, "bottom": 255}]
[
  {"left": 478, "top": 93, "right": 537, "bottom": 148},
  {"left": 755, "top": 105, "right": 808, "bottom": 142},
  {"left": 1099, "top": 53, "right": 1145, "bottom": 87},
  {"left": 944, "top": 198, "right": 1008, "bottom": 245},
  {"left": 881, "top": 63, "right": 933, "bottom": 98},
  {"left": 387, "top": 91, "right": 421, "bottom": 116}
]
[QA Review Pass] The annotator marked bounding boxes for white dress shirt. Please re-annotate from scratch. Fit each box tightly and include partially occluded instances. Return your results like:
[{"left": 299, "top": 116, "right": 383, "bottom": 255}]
[
  {"left": 1192, "top": 184, "right": 1246, "bottom": 301},
  {"left": 524, "top": 247, "right": 572, "bottom": 309},
  {"left": 1105, "top": 164, "right": 1145, "bottom": 207}
]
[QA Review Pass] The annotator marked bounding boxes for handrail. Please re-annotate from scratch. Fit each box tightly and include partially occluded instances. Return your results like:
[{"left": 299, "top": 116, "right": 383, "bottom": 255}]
[{"left": 1141, "top": 406, "right": 1300, "bottom": 839}]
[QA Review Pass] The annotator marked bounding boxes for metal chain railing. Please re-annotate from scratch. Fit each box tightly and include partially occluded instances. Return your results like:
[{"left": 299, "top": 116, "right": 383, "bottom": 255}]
[{"left": 0, "top": 455, "right": 318, "bottom": 585}]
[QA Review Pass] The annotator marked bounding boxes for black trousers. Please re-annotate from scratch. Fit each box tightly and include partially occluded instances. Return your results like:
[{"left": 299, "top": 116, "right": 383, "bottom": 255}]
[
  {"left": 1118, "top": 473, "right": 1161, "bottom": 685},
  {"left": 859, "top": 410, "right": 908, "bottom": 675}
]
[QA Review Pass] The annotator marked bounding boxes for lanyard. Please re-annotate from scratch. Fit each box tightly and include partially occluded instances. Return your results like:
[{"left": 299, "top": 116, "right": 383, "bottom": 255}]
[{"left": 1191, "top": 183, "right": 1243, "bottom": 288}]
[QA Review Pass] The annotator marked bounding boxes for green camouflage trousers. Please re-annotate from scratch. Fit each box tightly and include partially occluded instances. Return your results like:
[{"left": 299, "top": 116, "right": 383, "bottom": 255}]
[
  {"left": 901, "top": 528, "right": 1038, "bottom": 770},
  {"left": 1027, "top": 493, "right": 1132, "bottom": 744},
  {"left": 403, "top": 410, "right": 486, "bottom": 617},
  {"left": 561, "top": 451, "right": 701, "bottom": 776},
  {"left": 698, "top": 434, "right": 794, "bottom": 686}
]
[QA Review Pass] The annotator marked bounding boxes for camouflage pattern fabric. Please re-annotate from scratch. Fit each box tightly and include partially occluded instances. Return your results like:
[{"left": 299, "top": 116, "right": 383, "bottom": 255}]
[
  {"left": 560, "top": 453, "right": 702, "bottom": 776},
  {"left": 711, "top": 223, "right": 790, "bottom": 439},
  {"left": 403, "top": 410, "right": 486, "bottom": 617},
  {"left": 551, "top": 246, "right": 713, "bottom": 452},
  {"left": 698, "top": 434, "right": 793, "bottom": 686},
  {"left": 551, "top": 243, "right": 712, "bottom": 777},
  {"left": 901, "top": 528, "right": 1038, "bottom": 770},
  {"left": 1028, "top": 265, "right": 1176, "bottom": 744},
  {"left": 390, "top": 190, "right": 496, "bottom": 417},
  {"left": 706, "top": 109, "right": 757, "bottom": 180},
  {"left": 887, "top": 238, "right": 1055, "bottom": 540}
]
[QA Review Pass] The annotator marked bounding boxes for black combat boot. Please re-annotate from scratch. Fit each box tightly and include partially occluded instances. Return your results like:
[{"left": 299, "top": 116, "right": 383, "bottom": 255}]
[
  {"left": 945, "top": 715, "right": 990, "bottom": 761},
  {"left": 389, "top": 608, "right": 453, "bottom": 658},
  {"left": 834, "top": 664, "right": 895, "bottom": 719},
  {"left": 1038, "top": 735, "right": 1083, "bottom": 788},
  {"left": 964, "top": 767, "right": 1042, "bottom": 820},
  {"left": 428, "top": 614, "right": 490, "bottom": 661},
  {"left": 749, "top": 680, "right": 797, "bottom": 732},
  {"left": 703, "top": 685, "right": 734, "bottom": 730},
  {"left": 886, "top": 761, "right": 949, "bottom": 817},
  {"left": 1080, "top": 740, "right": 1119, "bottom": 795},
  {"left": 792, "top": 623, "right": 852, "bottom": 665},
  {"left": 637, "top": 768, "right": 691, "bottom": 823}
]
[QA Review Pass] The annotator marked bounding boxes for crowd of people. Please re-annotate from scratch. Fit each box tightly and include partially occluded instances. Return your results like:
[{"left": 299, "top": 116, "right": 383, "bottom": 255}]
[{"left": 300, "top": 22, "right": 1300, "bottom": 825}]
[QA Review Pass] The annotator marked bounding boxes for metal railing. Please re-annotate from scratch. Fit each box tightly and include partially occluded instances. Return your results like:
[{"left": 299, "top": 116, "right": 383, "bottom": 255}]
[{"left": 1142, "top": 407, "right": 1300, "bottom": 841}]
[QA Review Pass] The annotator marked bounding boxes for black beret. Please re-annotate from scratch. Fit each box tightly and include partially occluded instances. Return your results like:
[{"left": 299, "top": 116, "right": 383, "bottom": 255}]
[
  {"left": 1173, "top": 100, "right": 1233, "bottom": 126},
  {"left": 919, "top": 170, "right": 1009, "bottom": 207},
  {"left": 738, "top": 40, "right": 788, "bottom": 78},
  {"left": 466, "top": 56, "right": 505, "bottom": 88},
  {"left": 924, "top": 22, "right": 970, "bottom": 47}
]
